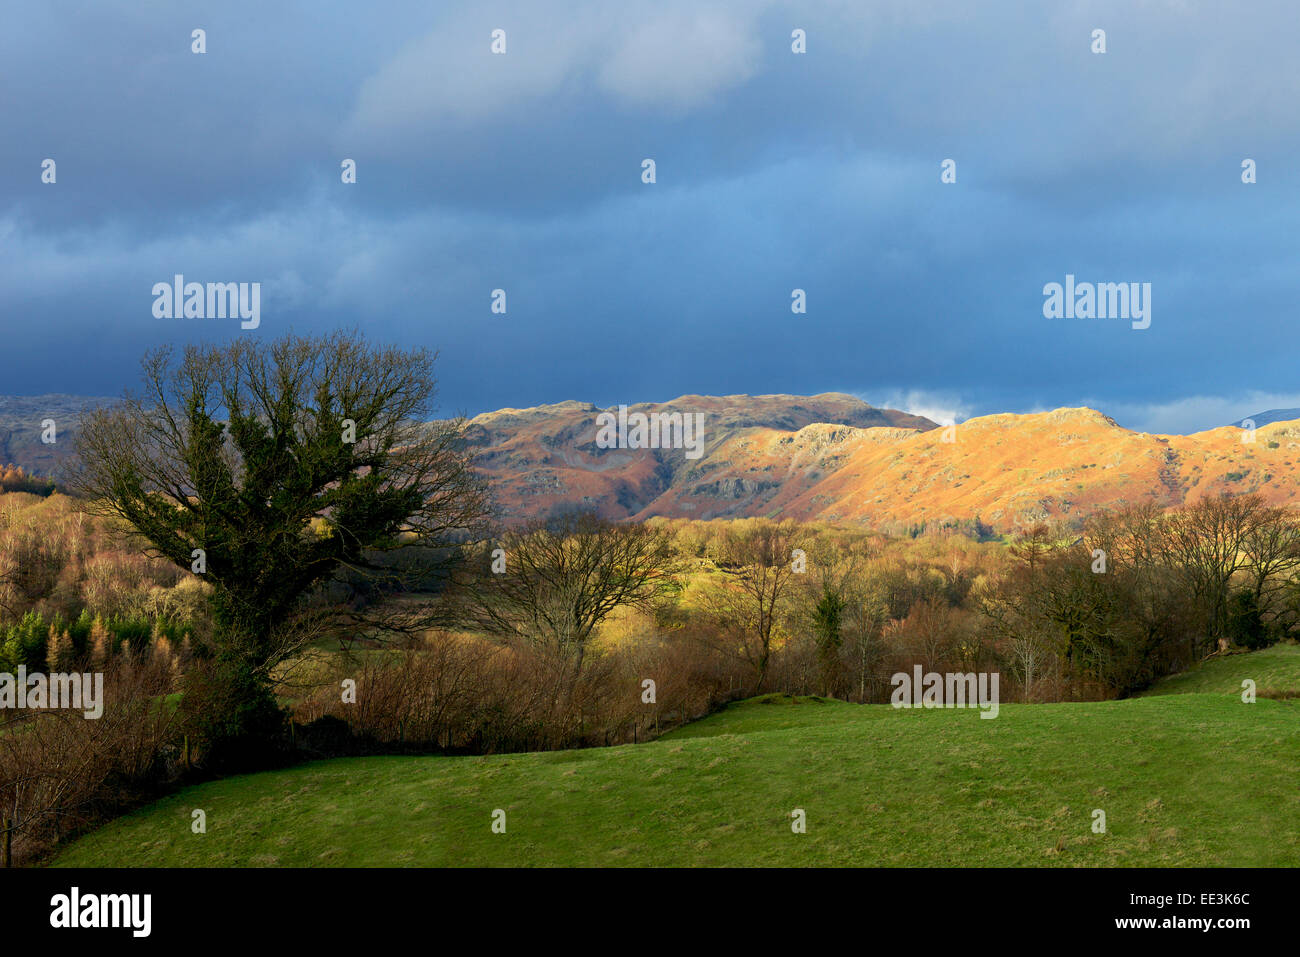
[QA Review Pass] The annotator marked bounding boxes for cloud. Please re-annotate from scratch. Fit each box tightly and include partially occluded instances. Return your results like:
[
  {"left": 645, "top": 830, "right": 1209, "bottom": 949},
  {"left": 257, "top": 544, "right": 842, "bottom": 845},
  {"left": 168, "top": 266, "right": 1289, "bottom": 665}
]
[
  {"left": 345, "top": 9, "right": 601, "bottom": 140},
  {"left": 865, "top": 390, "right": 975, "bottom": 427},
  {"left": 345, "top": 1, "right": 767, "bottom": 149},
  {"left": 1090, "top": 393, "right": 1300, "bottom": 435},
  {"left": 596, "top": 8, "right": 763, "bottom": 111},
  {"left": 5, "top": 0, "right": 1300, "bottom": 422}
]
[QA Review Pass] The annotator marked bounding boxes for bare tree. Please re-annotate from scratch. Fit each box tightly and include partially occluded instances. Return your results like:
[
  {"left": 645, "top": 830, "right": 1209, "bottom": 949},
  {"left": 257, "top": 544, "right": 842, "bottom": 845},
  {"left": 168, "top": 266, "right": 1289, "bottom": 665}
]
[
  {"left": 1241, "top": 505, "right": 1300, "bottom": 617},
  {"left": 460, "top": 512, "right": 676, "bottom": 675},
  {"left": 697, "top": 519, "right": 806, "bottom": 695},
  {"left": 1162, "top": 494, "right": 1268, "bottom": 653}
]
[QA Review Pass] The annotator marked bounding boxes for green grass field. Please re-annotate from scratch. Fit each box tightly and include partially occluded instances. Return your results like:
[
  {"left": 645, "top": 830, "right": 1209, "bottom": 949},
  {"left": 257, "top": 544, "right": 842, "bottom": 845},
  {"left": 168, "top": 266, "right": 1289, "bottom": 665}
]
[
  {"left": 1137, "top": 642, "right": 1300, "bottom": 698},
  {"left": 52, "top": 677, "right": 1300, "bottom": 867}
]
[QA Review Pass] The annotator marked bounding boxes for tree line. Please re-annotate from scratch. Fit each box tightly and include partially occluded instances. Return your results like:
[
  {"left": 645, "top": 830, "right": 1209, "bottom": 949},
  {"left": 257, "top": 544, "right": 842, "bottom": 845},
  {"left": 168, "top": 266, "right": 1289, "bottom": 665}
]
[{"left": 3, "top": 330, "right": 1297, "bottom": 865}]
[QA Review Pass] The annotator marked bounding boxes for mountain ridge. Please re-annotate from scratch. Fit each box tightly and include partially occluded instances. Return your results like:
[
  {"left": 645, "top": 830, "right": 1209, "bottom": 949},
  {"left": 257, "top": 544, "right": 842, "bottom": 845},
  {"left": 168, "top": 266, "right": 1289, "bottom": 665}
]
[
  {"left": 1235, "top": 408, "right": 1300, "bottom": 429},
  {"left": 5, "top": 393, "right": 1300, "bottom": 531}
]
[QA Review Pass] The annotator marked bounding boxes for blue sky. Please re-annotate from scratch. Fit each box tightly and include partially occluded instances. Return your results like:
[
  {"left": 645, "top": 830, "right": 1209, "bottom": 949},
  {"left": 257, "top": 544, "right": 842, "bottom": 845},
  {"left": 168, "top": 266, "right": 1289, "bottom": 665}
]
[{"left": 2, "top": 0, "right": 1299, "bottom": 433}]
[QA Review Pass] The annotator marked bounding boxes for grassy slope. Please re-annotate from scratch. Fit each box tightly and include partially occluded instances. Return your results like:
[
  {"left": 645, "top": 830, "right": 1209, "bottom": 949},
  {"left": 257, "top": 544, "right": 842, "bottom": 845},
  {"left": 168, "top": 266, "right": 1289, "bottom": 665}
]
[
  {"left": 53, "top": 689, "right": 1299, "bottom": 868},
  {"left": 1136, "top": 642, "right": 1300, "bottom": 698}
]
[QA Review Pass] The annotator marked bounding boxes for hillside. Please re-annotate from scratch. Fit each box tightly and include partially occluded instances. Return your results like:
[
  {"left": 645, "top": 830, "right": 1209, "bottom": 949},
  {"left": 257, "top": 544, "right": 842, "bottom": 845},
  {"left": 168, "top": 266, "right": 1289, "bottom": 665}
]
[
  {"left": 467, "top": 399, "right": 1300, "bottom": 531},
  {"left": 0, "top": 394, "right": 115, "bottom": 479},
  {"left": 9, "top": 391, "right": 1300, "bottom": 531},
  {"left": 464, "top": 392, "right": 937, "bottom": 523},
  {"left": 51, "top": 690, "right": 1300, "bottom": 867},
  {"left": 1236, "top": 408, "right": 1300, "bottom": 428},
  {"left": 1137, "top": 643, "right": 1300, "bottom": 698},
  {"left": 770, "top": 408, "right": 1300, "bottom": 529}
]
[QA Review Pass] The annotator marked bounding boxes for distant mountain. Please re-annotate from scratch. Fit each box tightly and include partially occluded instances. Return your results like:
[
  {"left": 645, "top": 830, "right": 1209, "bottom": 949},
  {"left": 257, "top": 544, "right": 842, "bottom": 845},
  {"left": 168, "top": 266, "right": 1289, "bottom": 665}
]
[
  {"left": 10, "top": 391, "right": 1300, "bottom": 532},
  {"left": 1233, "top": 409, "right": 1300, "bottom": 429},
  {"left": 467, "top": 401, "right": 1300, "bottom": 530},
  {"left": 0, "top": 394, "right": 117, "bottom": 479},
  {"left": 463, "top": 393, "right": 937, "bottom": 523},
  {"left": 0, "top": 390, "right": 933, "bottom": 490}
]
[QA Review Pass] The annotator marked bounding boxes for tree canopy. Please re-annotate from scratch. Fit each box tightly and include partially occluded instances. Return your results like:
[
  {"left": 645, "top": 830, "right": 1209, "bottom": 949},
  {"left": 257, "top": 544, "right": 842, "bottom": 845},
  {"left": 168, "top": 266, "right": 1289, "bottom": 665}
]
[{"left": 68, "top": 330, "right": 489, "bottom": 750}]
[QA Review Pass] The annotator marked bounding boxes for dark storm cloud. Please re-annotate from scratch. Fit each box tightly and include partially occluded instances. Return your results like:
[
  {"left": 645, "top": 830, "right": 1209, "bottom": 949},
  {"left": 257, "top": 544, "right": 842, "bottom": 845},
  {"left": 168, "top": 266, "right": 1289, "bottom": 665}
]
[{"left": 2, "top": 0, "right": 1299, "bottom": 433}]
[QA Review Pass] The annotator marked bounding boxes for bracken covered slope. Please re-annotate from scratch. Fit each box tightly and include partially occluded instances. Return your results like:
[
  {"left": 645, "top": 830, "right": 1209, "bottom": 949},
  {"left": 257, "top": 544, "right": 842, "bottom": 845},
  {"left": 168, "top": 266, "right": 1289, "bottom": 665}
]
[
  {"left": 465, "top": 398, "right": 1300, "bottom": 531},
  {"left": 6, "top": 392, "right": 1300, "bottom": 532},
  {"left": 461, "top": 393, "right": 936, "bottom": 523}
]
